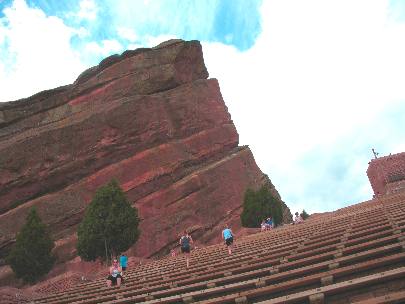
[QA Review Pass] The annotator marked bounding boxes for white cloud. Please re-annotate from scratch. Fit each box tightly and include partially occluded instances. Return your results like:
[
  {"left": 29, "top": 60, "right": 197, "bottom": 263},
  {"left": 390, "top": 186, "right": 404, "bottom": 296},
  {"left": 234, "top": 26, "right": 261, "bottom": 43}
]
[
  {"left": 127, "top": 43, "right": 143, "bottom": 50},
  {"left": 203, "top": 0, "right": 405, "bottom": 213},
  {"left": 0, "top": 0, "right": 86, "bottom": 102},
  {"left": 0, "top": 20, "right": 6, "bottom": 44},
  {"left": 76, "top": 0, "right": 98, "bottom": 21},
  {"left": 73, "top": 26, "right": 90, "bottom": 38},
  {"left": 2, "top": 0, "right": 405, "bottom": 216},
  {"left": 84, "top": 39, "right": 123, "bottom": 56},
  {"left": 117, "top": 26, "right": 137, "bottom": 42},
  {"left": 143, "top": 34, "right": 178, "bottom": 47}
]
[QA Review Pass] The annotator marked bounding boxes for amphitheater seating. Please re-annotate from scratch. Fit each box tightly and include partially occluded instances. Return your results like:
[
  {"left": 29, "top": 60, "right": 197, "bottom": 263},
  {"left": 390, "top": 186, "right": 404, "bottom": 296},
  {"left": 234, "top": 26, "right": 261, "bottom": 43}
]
[{"left": 33, "top": 191, "right": 405, "bottom": 303}]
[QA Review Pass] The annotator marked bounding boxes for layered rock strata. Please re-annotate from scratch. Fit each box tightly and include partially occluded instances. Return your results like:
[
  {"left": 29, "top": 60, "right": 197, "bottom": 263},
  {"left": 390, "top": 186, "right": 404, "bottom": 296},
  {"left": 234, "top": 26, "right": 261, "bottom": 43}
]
[{"left": 0, "top": 39, "right": 291, "bottom": 261}]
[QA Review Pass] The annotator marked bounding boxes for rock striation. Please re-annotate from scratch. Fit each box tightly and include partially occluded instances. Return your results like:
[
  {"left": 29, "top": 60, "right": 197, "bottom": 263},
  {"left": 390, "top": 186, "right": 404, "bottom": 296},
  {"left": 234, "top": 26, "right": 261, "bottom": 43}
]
[{"left": 0, "top": 39, "right": 291, "bottom": 262}]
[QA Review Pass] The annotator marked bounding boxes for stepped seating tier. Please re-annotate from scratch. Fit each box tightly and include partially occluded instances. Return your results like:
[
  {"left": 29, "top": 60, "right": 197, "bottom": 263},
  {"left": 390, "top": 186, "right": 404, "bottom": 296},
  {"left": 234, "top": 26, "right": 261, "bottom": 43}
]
[{"left": 34, "top": 192, "right": 405, "bottom": 303}]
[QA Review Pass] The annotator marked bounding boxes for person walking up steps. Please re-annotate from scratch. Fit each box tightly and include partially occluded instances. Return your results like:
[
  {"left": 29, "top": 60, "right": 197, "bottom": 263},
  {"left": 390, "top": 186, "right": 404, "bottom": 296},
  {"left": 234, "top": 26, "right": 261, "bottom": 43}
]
[
  {"left": 179, "top": 230, "right": 193, "bottom": 268},
  {"left": 222, "top": 224, "right": 234, "bottom": 255},
  {"left": 120, "top": 253, "right": 128, "bottom": 274}
]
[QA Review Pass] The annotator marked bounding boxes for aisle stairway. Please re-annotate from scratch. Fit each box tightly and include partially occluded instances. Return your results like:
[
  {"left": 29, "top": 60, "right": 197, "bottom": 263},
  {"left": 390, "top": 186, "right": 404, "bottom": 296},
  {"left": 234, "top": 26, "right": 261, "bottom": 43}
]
[{"left": 33, "top": 192, "right": 405, "bottom": 303}]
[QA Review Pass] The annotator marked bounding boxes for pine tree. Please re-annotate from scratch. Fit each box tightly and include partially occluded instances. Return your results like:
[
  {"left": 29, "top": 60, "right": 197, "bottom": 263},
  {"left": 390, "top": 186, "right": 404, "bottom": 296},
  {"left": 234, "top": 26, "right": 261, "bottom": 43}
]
[
  {"left": 240, "top": 185, "right": 284, "bottom": 228},
  {"left": 6, "top": 207, "right": 55, "bottom": 283},
  {"left": 77, "top": 179, "right": 140, "bottom": 262},
  {"left": 301, "top": 209, "right": 310, "bottom": 220}
]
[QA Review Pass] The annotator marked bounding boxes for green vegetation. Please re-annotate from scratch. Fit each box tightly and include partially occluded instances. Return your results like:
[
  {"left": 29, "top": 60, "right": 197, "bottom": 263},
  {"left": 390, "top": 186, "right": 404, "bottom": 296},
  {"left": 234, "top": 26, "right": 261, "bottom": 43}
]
[
  {"left": 77, "top": 180, "right": 140, "bottom": 262},
  {"left": 301, "top": 209, "right": 310, "bottom": 220},
  {"left": 7, "top": 207, "right": 55, "bottom": 283},
  {"left": 240, "top": 185, "right": 284, "bottom": 228}
]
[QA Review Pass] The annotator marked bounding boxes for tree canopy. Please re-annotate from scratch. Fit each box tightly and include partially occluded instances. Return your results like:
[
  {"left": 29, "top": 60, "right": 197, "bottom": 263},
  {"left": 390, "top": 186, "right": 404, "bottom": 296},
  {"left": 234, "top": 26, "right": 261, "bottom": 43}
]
[
  {"left": 301, "top": 209, "right": 310, "bottom": 220},
  {"left": 77, "top": 180, "right": 140, "bottom": 262},
  {"left": 240, "top": 185, "right": 284, "bottom": 228},
  {"left": 7, "top": 207, "right": 55, "bottom": 283}
]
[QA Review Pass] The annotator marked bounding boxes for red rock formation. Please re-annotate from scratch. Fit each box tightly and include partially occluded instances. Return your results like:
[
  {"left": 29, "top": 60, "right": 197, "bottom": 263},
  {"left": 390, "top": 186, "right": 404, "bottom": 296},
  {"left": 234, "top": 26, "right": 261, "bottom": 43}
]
[
  {"left": 0, "top": 39, "right": 291, "bottom": 263},
  {"left": 367, "top": 152, "right": 405, "bottom": 196}
]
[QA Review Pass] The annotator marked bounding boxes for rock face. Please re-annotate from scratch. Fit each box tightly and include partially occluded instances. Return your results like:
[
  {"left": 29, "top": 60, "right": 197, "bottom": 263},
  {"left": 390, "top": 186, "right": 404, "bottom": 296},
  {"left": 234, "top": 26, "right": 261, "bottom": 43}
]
[
  {"left": 0, "top": 39, "right": 291, "bottom": 262},
  {"left": 367, "top": 152, "right": 405, "bottom": 196}
]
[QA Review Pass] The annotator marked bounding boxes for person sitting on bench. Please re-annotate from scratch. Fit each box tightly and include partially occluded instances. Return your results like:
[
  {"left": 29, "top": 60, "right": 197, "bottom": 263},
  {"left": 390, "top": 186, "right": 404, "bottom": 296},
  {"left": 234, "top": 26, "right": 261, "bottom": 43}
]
[{"left": 106, "top": 259, "right": 123, "bottom": 287}]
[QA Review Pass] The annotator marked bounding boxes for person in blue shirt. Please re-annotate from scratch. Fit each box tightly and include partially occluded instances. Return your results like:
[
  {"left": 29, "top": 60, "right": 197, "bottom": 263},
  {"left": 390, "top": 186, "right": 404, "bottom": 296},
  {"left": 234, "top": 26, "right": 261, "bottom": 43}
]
[
  {"left": 120, "top": 253, "right": 128, "bottom": 273},
  {"left": 265, "top": 217, "right": 273, "bottom": 230},
  {"left": 222, "top": 224, "right": 234, "bottom": 255}
]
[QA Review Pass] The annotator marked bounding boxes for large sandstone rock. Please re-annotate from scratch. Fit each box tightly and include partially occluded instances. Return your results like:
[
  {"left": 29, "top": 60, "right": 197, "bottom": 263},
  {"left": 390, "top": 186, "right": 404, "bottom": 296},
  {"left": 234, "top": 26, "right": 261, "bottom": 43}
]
[{"left": 0, "top": 39, "right": 291, "bottom": 262}]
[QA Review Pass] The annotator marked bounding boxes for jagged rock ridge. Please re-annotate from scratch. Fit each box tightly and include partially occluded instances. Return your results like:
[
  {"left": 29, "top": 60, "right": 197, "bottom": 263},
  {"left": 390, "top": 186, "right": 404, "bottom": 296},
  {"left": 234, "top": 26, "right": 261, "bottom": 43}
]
[{"left": 0, "top": 39, "right": 291, "bottom": 262}]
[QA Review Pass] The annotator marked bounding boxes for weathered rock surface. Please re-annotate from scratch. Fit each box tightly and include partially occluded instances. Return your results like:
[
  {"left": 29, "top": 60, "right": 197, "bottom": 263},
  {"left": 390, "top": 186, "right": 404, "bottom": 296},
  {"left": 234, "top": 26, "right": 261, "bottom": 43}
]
[
  {"left": 367, "top": 151, "right": 405, "bottom": 196},
  {"left": 0, "top": 39, "right": 291, "bottom": 263}
]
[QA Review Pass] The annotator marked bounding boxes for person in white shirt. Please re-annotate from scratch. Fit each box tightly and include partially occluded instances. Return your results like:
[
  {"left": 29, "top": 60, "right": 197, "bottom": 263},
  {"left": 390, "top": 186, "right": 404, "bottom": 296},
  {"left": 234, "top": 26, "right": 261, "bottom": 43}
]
[
  {"left": 106, "top": 259, "right": 123, "bottom": 287},
  {"left": 294, "top": 212, "right": 303, "bottom": 224}
]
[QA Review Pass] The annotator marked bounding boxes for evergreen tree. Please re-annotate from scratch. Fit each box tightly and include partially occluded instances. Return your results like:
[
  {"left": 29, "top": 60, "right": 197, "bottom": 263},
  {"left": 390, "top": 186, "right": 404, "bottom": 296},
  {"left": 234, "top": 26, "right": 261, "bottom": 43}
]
[
  {"left": 301, "top": 209, "right": 310, "bottom": 220},
  {"left": 77, "top": 179, "right": 140, "bottom": 262},
  {"left": 6, "top": 207, "right": 55, "bottom": 283},
  {"left": 240, "top": 185, "right": 284, "bottom": 228}
]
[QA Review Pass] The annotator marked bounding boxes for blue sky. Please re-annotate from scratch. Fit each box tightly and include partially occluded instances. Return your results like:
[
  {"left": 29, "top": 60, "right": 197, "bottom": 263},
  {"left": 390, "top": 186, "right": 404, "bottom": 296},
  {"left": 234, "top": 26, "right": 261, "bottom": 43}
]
[
  {"left": 0, "top": 0, "right": 262, "bottom": 65},
  {"left": 1, "top": 0, "right": 405, "bottom": 215}
]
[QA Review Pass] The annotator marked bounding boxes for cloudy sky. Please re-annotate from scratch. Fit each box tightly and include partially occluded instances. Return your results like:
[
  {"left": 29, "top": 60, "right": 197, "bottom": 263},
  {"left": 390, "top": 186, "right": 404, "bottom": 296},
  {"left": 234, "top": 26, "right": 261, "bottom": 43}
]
[{"left": 1, "top": 0, "right": 405, "bottom": 214}]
